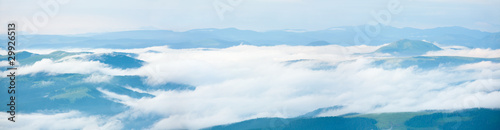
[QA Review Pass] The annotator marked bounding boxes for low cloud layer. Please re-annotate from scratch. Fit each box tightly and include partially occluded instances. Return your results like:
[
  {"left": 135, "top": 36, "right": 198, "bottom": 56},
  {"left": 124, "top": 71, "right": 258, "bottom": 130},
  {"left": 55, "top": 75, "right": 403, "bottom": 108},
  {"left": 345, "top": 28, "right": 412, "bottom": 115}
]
[
  {"left": 424, "top": 48, "right": 500, "bottom": 58},
  {"left": 2, "top": 45, "right": 499, "bottom": 129}
]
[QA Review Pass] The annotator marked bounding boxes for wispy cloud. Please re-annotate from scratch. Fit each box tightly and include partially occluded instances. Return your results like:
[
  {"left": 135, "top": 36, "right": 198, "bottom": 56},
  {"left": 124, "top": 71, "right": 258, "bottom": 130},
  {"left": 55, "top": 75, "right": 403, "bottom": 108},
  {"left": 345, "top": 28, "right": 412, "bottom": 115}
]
[
  {"left": 0, "top": 111, "right": 122, "bottom": 129},
  {"left": 425, "top": 48, "right": 500, "bottom": 58},
  {"left": 84, "top": 74, "right": 113, "bottom": 83}
]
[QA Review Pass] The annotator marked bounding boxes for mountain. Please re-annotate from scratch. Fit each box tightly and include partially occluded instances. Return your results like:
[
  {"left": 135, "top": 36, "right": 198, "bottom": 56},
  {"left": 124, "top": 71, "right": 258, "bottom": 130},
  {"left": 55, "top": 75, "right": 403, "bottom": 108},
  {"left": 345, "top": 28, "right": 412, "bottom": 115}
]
[
  {"left": 86, "top": 52, "right": 144, "bottom": 69},
  {"left": 204, "top": 108, "right": 500, "bottom": 130},
  {"left": 480, "top": 32, "right": 500, "bottom": 49},
  {"left": 306, "top": 41, "right": 332, "bottom": 46},
  {"left": 0, "top": 51, "right": 87, "bottom": 66},
  {"left": 297, "top": 106, "right": 343, "bottom": 118},
  {"left": 204, "top": 117, "right": 379, "bottom": 130},
  {"left": 1, "top": 26, "right": 498, "bottom": 49},
  {"left": 0, "top": 51, "right": 195, "bottom": 129},
  {"left": 375, "top": 39, "right": 442, "bottom": 56}
]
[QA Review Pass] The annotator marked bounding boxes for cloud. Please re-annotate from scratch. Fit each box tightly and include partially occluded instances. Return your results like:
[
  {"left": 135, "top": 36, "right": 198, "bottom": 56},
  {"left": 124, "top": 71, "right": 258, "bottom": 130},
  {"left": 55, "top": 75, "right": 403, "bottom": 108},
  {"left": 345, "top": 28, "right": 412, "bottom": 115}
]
[
  {"left": 456, "top": 61, "right": 500, "bottom": 70},
  {"left": 134, "top": 45, "right": 381, "bottom": 86},
  {"left": 83, "top": 74, "right": 113, "bottom": 83},
  {"left": 1, "top": 58, "right": 132, "bottom": 77},
  {"left": 4, "top": 45, "right": 500, "bottom": 129},
  {"left": 0, "top": 111, "right": 122, "bottom": 130},
  {"left": 0, "top": 60, "right": 10, "bottom": 67},
  {"left": 100, "top": 55, "right": 500, "bottom": 129},
  {"left": 424, "top": 48, "right": 500, "bottom": 58},
  {"left": 31, "top": 80, "right": 54, "bottom": 88}
]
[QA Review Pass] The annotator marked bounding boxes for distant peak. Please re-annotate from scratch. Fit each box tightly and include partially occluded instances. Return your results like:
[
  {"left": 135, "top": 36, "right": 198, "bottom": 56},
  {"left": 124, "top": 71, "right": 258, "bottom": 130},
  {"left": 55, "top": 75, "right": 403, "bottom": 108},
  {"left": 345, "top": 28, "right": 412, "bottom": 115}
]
[{"left": 376, "top": 39, "right": 442, "bottom": 56}]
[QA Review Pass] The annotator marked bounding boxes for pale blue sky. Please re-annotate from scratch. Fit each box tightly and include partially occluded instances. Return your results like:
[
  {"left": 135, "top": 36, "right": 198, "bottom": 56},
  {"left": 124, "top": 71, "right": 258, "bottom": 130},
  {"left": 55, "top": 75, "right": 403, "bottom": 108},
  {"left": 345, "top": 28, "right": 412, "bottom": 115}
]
[{"left": 1, "top": 0, "right": 499, "bottom": 34}]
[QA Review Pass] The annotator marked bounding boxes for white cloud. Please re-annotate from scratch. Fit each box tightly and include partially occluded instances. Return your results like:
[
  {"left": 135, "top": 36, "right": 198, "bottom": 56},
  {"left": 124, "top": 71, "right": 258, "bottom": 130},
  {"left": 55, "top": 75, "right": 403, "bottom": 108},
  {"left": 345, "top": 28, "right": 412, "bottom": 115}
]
[
  {"left": 424, "top": 48, "right": 500, "bottom": 58},
  {"left": 456, "top": 61, "right": 500, "bottom": 70},
  {"left": 0, "top": 60, "right": 11, "bottom": 67},
  {"left": 84, "top": 74, "right": 113, "bottom": 83},
  {"left": 134, "top": 45, "right": 381, "bottom": 86},
  {"left": 99, "top": 55, "right": 500, "bottom": 129},
  {"left": 0, "top": 111, "right": 122, "bottom": 130},
  {"left": 31, "top": 80, "right": 54, "bottom": 88},
  {"left": 1, "top": 58, "right": 132, "bottom": 77},
  {"left": 4, "top": 45, "right": 500, "bottom": 129}
]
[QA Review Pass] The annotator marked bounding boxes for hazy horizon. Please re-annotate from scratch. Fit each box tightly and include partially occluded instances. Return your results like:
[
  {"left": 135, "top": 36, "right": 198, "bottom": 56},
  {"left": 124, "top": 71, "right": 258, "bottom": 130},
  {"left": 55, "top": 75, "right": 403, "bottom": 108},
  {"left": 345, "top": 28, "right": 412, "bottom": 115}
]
[
  {"left": 1, "top": 0, "right": 499, "bottom": 34},
  {"left": 2, "top": 25, "right": 499, "bottom": 36}
]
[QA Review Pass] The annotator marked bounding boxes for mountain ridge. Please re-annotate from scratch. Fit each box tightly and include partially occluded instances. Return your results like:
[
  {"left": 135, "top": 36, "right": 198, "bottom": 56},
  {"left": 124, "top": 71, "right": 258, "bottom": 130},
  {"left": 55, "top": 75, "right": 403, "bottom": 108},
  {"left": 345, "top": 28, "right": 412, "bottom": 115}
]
[
  {"left": 375, "top": 39, "right": 442, "bottom": 56},
  {"left": 1, "top": 25, "right": 498, "bottom": 49}
]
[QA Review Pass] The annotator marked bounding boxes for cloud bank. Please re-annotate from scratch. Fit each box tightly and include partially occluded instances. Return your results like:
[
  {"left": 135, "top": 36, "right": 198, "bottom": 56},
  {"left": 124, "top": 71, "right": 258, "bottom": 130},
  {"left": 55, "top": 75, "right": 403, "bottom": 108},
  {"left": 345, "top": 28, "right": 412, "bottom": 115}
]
[{"left": 2, "top": 45, "right": 499, "bottom": 129}]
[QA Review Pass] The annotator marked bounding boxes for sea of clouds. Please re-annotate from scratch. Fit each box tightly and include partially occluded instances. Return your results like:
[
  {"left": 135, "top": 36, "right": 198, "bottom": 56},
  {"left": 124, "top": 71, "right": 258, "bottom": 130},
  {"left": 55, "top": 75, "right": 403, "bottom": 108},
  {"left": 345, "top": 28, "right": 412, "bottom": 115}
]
[{"left": 1, "top": 44, "right": 499, "bottom": 129}]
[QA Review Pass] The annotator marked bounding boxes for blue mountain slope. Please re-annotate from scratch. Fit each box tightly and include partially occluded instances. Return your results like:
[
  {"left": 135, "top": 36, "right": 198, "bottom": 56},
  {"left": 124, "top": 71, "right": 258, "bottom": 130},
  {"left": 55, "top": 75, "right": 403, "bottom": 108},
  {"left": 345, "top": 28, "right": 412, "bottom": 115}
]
[
  {"left": 306, "top": 41, "right": 332, "bottom": 46},
  {"left": 375, "top": 39, "right": 442, "bottom": 56},
  {"left": 404, "top": 108, "right": 500, "bottom": 129},
  {"left": 0, "top": 73, "right": 194, "bottom": 116},
  {"left": 0, "top": 73, "right": 178, "bottom": 129},
  {"left": 0, "top": 51, "right": 144, "bottom": 69},
  {"left": 480, "top": 32, "right": 500, "bottom": 49},
  {"left": 205, "top": 108, "right": 500, "bottom": 130},
  {"left": 86, "top": 52, "right": 144, "bottom": 69},
  {"left": 297, "top": 106, "right": 343, "bottom": 118},
  {"left": 204, "top": 117, "right": 379, "bottom": 130},
  {"left": 3, "top": 26, "right": 497, "bottom": 49},
  {"left": 0, "top": 51, "right": 88, "bottom": 67}
]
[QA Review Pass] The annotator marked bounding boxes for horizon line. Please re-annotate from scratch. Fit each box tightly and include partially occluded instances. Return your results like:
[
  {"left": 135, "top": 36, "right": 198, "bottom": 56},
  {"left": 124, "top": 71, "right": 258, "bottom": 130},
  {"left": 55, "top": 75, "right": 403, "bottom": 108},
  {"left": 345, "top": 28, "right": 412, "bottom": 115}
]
[{"left": 4, "top": 25, "right": 498, "bottom": 36}]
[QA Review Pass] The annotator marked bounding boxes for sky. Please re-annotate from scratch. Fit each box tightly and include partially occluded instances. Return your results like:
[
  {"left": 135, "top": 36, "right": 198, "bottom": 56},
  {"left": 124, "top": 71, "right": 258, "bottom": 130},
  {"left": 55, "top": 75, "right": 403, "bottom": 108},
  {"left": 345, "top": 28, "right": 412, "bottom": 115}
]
[{"left": 0, "top": 0, "right": 499, "bottom": 34}]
